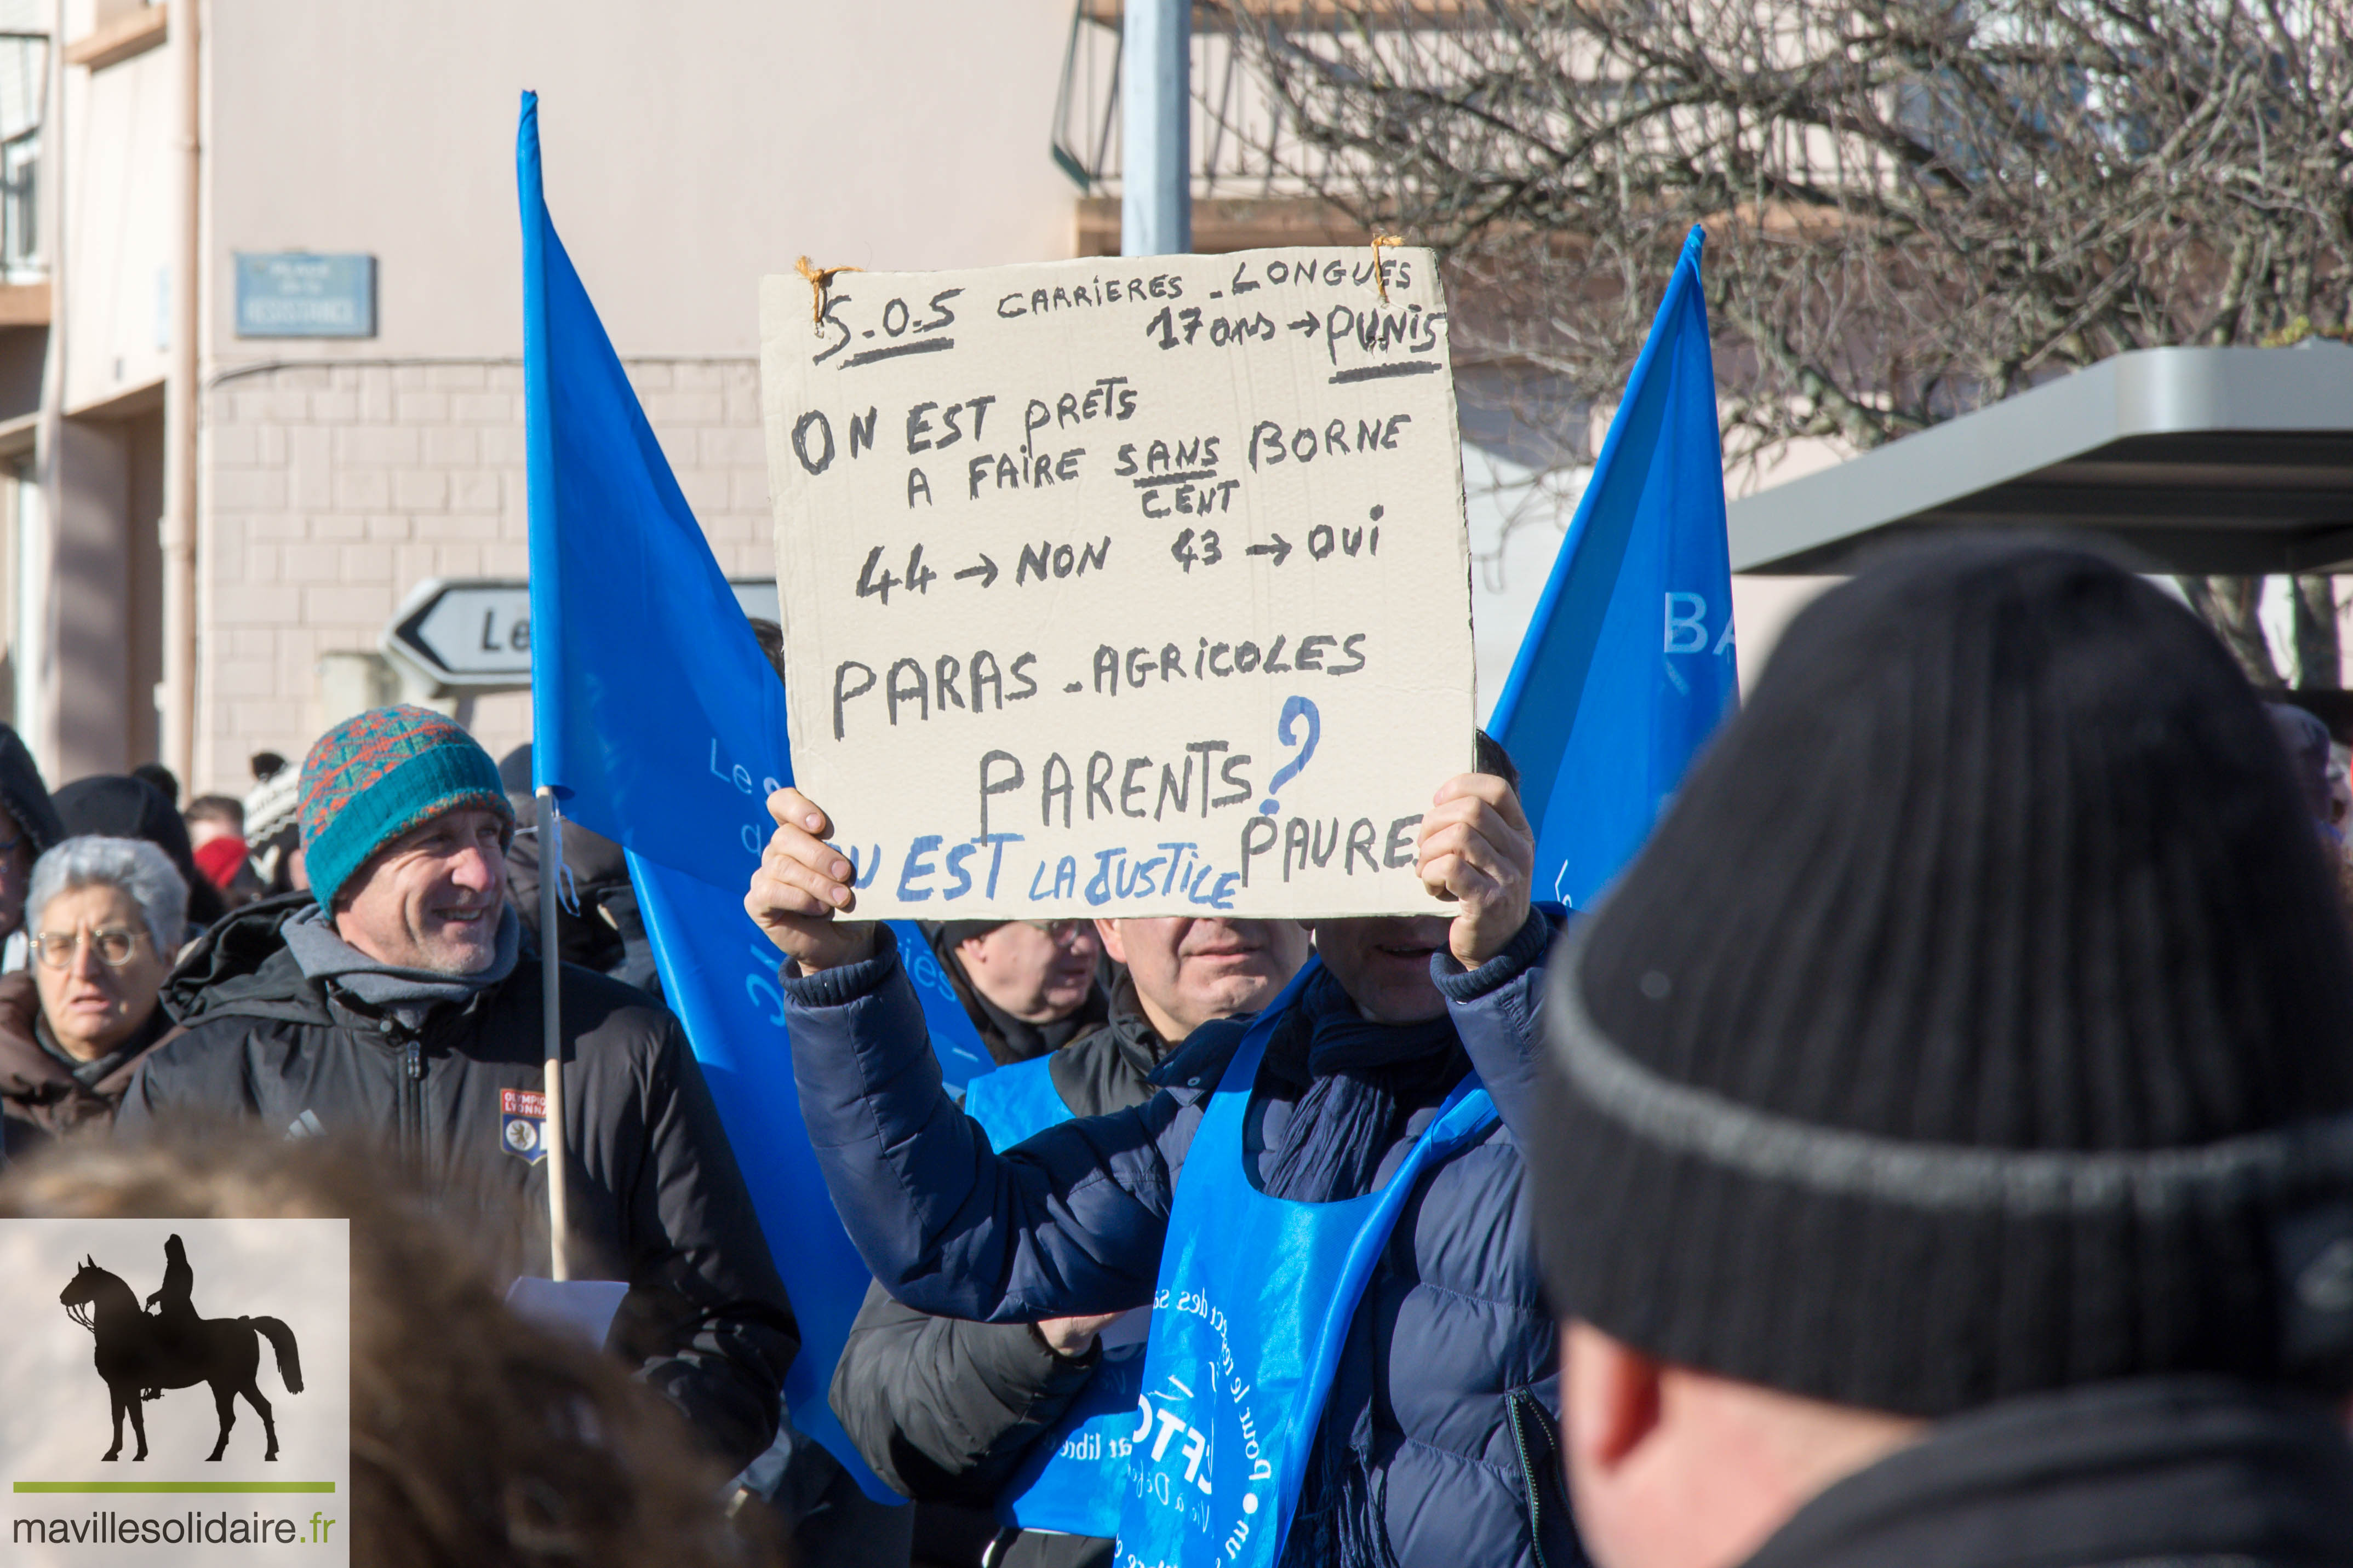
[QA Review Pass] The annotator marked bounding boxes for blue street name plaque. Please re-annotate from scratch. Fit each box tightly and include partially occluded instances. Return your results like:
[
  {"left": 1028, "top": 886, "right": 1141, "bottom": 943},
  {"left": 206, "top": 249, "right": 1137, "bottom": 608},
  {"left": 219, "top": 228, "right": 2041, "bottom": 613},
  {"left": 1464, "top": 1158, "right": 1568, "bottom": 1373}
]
[{"left": 234, "top": 253, "right": 376, "bottom": 338}]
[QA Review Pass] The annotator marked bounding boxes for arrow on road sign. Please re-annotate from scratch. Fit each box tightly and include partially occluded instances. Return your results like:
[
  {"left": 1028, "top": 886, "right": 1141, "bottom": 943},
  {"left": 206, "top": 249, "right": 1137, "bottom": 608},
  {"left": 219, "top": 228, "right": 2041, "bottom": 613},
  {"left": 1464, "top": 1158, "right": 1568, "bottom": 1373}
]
[
  {"left": 383, "top": 578, "right": 533, "bottom": 692},
  {"left": 382, "top": 577, "right": 781, "bottom": 694}
]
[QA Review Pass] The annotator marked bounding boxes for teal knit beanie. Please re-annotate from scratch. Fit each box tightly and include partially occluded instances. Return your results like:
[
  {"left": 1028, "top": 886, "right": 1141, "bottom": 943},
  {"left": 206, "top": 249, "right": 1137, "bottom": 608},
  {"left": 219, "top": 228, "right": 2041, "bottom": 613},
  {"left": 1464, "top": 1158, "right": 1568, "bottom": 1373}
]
[{"left": 299, "top": 706, "right": 513, "bottom": 909}]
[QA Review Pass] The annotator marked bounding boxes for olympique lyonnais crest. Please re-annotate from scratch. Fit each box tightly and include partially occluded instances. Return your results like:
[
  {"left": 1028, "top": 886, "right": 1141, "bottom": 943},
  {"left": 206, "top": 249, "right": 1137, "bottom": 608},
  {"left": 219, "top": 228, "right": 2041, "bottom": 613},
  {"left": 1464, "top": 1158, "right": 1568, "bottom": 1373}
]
[{"left": 500, "top": 1088, "right": 549, "bottom": 1164}]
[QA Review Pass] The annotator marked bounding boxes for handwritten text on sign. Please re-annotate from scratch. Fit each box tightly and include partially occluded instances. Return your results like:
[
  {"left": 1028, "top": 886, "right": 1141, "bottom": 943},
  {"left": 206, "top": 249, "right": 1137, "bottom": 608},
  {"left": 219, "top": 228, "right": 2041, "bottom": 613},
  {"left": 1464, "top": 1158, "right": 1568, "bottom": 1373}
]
[{"left": 760, "top": 249, "right": 1474, "bottom": 917}]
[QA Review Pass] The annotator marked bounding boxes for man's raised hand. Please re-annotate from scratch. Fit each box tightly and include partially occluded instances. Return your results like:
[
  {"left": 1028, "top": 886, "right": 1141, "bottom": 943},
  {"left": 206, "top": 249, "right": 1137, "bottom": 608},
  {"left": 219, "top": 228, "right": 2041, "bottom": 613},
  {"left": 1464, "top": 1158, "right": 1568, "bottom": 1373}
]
[
  {"left": 1034, "top": 1311, "right": 1124, "bottom": 1360},
  {"left": 1416, "top": 773, "right": 1536, "bottom": 970},
  {"left": 745, "top": 788, "right": 879, "bottom": 973}
]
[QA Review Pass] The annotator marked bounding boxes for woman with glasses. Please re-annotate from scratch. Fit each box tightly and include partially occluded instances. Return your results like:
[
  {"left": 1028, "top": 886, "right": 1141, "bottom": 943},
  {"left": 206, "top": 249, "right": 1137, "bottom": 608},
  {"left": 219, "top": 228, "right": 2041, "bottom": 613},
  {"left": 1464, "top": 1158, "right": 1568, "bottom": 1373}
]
[{"left": 0, "top": 836, "right": 186, "bottom": 1157}]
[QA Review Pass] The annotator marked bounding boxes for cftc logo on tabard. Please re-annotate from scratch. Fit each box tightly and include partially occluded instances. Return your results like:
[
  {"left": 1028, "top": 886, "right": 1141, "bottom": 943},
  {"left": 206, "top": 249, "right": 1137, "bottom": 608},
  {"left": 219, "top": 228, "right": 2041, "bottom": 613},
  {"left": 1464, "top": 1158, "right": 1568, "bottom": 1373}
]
[{"left": 0, "top": 1219, "right": 350, "bottom": 1567}]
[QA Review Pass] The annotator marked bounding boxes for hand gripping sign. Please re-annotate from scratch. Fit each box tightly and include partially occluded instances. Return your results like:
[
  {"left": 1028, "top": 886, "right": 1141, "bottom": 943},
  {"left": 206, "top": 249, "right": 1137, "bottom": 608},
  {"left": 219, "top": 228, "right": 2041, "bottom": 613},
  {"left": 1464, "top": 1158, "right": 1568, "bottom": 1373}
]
[{"left": 759, "top": 249, "right": 1475, "bottom": 918}]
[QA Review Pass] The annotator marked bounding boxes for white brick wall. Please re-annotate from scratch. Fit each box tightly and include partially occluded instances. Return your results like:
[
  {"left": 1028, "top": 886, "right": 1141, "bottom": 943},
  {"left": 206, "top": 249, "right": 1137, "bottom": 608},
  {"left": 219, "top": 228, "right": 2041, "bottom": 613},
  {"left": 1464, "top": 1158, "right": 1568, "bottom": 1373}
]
[{"left": 197, "top": 358, "right": 775, "bottom": 791}]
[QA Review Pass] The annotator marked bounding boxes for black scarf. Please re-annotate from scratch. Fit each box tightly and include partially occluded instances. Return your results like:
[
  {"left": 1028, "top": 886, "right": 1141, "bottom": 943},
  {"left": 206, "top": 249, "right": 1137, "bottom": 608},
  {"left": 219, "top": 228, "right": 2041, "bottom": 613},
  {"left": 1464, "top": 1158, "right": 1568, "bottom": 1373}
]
[{"left": 1255, "top": 966, "right": 1468, "bottom": 1203}]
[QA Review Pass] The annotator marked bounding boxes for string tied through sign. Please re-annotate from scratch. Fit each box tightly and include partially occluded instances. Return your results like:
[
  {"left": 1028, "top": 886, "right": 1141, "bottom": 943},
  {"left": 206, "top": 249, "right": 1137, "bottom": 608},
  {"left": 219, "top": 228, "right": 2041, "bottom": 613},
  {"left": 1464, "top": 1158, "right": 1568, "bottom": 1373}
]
[
  {"left": 795, "top": 256, "right": 863, "bottom": 332},
  {"left": 1370, "top": 235, "right": 1405, "bottom": 302}
]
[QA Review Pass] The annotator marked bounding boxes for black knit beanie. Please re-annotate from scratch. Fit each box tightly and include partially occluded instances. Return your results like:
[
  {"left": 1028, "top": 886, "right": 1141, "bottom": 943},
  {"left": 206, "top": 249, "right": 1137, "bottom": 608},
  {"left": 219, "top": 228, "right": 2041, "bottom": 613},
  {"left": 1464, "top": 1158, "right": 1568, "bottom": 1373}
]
[{"left": 1537, "top": 537, "right": 2353, "bottom": 1416}]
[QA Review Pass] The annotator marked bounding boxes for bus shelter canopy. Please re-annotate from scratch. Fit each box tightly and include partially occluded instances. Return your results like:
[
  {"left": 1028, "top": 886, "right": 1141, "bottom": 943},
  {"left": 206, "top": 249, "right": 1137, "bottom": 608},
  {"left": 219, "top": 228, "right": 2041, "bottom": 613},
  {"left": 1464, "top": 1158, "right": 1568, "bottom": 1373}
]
[{"left": 1730, "top": 344, "right": 2353, "bottom": 577}]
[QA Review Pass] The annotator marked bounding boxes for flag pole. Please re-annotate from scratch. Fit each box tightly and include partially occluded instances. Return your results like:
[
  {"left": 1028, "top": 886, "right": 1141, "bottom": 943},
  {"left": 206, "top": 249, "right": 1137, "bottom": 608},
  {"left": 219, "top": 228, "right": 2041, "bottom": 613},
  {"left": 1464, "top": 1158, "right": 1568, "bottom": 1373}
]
[
  {"left": 519, "top": 94, "right": 570, "bottom": 1282},
  {"left": 536, "top": 786, "right": 571, "bottom": 1280}
]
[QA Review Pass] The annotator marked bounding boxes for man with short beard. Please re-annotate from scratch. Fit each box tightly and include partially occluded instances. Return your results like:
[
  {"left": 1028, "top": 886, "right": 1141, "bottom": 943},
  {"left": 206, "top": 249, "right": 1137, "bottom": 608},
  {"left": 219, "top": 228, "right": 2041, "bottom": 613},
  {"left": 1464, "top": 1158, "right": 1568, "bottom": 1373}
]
[
  {"left": 832, "top": 914, "right": 1312, "bottom": 1568},
  {"left": 117, "top": 707, "right": 795, "bottom": 1471}
]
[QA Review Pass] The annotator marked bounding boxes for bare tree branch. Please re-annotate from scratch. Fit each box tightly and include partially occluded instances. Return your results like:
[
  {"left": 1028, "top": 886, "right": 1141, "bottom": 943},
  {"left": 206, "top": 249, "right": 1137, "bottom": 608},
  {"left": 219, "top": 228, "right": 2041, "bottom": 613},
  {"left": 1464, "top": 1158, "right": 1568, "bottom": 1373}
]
[
  {"left": 1217, "top": 0, "right": 2353, "bottom": 642},
  {"left": 1223, "top": 0, "right": 2353, "bottom": 461},
  {"left": 2179, "top": 576, "right": 2285, "bottom": 688}
]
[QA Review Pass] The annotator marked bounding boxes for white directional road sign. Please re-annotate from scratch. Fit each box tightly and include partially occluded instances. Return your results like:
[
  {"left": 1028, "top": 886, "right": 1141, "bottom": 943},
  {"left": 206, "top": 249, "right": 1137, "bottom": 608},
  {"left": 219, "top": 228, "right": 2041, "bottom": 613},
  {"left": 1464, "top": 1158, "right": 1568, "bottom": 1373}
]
[
  {"left": 382, "top": 578, "right": 531, "bottom": 691},
  {"left": 381, "top": 577, "right": 779, "bottom": 693}
]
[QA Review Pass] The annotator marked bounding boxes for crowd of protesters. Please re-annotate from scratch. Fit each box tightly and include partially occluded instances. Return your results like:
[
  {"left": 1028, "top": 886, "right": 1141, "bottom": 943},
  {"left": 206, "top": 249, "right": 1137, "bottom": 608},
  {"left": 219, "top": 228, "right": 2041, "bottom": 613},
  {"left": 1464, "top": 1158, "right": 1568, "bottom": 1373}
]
[{"left": 1, "top": 537, "right": 2351, "bottom": 1567}]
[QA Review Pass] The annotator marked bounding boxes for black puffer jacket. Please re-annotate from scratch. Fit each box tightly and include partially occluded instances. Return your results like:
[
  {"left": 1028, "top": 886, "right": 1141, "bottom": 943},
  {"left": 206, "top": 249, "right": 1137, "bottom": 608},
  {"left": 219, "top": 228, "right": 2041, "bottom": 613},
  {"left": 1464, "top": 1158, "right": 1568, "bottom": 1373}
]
[
  {"left": 117, "top": 893, "right": 797, "bottom": 1469},
  {"left": 831, "top": 986, "right": 1167, "bottom": 1568},
  {"left": 1741, "top": 1375, "right": 2353, "bottom": 1567}
]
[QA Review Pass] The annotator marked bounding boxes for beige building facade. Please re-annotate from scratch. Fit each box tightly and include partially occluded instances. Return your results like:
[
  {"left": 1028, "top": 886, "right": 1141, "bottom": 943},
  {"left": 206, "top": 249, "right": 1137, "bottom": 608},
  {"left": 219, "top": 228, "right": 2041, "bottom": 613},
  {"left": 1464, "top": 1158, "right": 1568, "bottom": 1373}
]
[
  {"left": 15, "top": 0, "right": 1845, "bottom": 800},
  {"left": 19, "top": 0, "right": 1083, "bottom": 792}
]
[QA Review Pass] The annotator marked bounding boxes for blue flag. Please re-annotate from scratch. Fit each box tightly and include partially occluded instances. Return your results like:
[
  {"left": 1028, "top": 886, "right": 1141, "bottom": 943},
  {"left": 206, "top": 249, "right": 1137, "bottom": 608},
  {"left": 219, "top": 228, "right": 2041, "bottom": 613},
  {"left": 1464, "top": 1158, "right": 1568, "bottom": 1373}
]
[
  {"left": 517, "top": 91, "right": 984, "bottom": 1500},
  {"left": 1487, "top": 228, "right": 1737, "bottom": 908}
]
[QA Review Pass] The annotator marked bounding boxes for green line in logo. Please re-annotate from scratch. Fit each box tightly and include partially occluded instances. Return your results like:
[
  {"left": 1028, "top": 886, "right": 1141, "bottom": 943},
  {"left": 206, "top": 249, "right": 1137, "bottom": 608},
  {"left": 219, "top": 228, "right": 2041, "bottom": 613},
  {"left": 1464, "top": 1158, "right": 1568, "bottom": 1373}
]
[{"left": 13, "top": 1482, "right": 337, "bottom": 1494}]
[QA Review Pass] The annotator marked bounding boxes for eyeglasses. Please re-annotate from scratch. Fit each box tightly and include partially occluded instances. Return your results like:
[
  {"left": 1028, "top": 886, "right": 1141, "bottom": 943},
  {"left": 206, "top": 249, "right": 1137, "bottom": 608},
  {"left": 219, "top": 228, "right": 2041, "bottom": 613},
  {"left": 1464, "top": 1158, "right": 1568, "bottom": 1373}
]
[
  {"left": 1018, "top": 920, "right": 1093, "bottom": 941},
  {"left": 31, "top": 927, "right": 148, "bottom": 970}
]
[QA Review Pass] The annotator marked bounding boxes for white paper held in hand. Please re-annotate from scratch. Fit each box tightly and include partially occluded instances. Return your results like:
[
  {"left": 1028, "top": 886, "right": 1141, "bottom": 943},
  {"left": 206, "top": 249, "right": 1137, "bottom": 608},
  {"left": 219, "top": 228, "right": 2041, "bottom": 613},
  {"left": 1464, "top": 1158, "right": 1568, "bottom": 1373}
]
[{"left": 506, "top": 1276, "right": 629, "bottom": 1349}]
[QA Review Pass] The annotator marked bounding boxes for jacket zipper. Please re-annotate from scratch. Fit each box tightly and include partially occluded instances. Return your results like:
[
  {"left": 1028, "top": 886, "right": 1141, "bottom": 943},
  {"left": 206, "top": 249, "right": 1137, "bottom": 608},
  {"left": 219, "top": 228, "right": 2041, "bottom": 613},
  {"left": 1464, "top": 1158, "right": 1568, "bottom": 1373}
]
[
  {"left": 400, "top": 1036, "right": 423, "bottom": 1161},
  {"left": 1504, "top": 1386, "right": 1556, "bottom": 1568}
]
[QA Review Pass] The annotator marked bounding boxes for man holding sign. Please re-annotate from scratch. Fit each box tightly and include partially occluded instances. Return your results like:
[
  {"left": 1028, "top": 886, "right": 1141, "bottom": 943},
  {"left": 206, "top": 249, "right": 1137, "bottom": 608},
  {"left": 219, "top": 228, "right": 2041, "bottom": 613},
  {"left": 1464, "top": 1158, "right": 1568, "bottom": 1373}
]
[
  {"left": 828, "top": 912, "right": 1309, "bottom": 1568},
  {"left": 749, "top": 760, "right": 1564, "bottom": 1568},
  {"left": 754, "top": 249, "right": 1573, "bottom": 1568}
]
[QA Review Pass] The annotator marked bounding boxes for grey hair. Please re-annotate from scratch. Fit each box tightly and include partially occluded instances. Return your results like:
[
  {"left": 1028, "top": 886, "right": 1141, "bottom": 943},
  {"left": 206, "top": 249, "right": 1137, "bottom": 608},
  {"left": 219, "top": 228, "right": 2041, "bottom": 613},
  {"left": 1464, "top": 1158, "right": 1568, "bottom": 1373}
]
[{"left": 27, "top": 836, "right": 190, "bottom": 956}]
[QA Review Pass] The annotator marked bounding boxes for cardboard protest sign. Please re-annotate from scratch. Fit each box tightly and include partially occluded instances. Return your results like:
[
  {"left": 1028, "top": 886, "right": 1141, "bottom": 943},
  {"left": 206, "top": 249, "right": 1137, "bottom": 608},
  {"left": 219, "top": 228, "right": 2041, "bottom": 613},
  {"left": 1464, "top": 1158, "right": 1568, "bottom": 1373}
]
[{"left": 760, "top": 248, "right": 1474, "bottom": 918}]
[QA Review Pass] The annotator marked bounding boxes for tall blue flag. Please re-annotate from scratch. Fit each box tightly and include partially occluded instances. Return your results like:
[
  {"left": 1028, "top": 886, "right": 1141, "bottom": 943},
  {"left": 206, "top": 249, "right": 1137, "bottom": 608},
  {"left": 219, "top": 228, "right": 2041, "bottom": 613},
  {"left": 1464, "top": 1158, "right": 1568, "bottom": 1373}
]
[
  {"left": 517, "top": 92, "right": 984, "bottom": 1500},
  {"left": 1488, "top": 228, "right": 1737, "bottom": 908}
]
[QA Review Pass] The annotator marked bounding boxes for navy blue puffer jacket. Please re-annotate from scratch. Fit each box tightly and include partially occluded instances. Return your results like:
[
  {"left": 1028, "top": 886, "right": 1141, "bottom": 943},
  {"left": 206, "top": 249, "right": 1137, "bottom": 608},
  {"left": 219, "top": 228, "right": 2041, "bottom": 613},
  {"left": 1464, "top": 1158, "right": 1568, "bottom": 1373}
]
[{"left": 781, "top": 915, "right": 1582, "bottom": 1568}]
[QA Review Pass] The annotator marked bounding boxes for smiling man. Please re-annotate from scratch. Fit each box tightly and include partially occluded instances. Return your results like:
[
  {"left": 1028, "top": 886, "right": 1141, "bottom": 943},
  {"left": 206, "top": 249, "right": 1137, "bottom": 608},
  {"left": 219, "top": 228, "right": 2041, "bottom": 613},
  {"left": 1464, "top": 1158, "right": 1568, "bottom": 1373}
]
[{"left": 116, "top": 707, "right": 797, "bottom": 1472}]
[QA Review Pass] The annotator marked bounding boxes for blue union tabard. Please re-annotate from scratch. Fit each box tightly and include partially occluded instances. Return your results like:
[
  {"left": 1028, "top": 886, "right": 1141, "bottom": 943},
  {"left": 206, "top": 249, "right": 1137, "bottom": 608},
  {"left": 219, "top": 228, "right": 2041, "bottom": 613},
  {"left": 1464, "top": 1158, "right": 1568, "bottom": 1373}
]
[{"left": 1115, "top": 964, "right": 1498, "bottom": 1567}]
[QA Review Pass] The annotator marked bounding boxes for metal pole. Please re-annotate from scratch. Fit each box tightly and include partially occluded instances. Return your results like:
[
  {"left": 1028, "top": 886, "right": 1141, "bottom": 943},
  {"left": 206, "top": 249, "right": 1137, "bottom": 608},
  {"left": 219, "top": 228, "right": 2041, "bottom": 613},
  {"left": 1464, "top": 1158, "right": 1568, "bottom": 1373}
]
[
  {"left": 159, "top": 0, "right": 199, "bottom": 783},
  {"left": 535, "top": 786, "right": 571, "bottom": 1280},
  {"left": 1120, "top": 0, "right": 1190, "bottom": 256},
  {"left": 25, "top": 1, "right": 62, "bottom": 772}
]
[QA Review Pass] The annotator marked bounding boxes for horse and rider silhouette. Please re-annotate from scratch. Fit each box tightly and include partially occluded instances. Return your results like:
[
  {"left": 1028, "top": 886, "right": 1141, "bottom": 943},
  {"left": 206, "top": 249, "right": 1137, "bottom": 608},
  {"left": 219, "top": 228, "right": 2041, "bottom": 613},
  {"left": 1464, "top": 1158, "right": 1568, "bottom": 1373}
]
[{"left": 59, "top": 1236, "right": 303, "bottom": 1463}]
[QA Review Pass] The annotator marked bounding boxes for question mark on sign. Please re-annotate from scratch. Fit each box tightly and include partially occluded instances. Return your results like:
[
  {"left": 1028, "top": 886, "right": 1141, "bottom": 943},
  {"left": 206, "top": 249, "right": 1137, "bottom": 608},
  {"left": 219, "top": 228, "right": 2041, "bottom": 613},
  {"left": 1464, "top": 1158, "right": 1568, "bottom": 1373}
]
[{"left": 1259, "top": 696, "right": 1322, "bottom": 815}]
